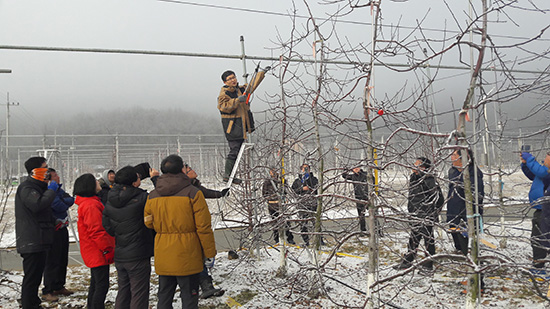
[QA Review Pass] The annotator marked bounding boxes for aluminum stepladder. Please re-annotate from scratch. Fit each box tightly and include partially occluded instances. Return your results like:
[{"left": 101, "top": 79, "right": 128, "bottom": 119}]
[
  {"left": 212, "top": 142, "right": 255, "bottom": 231},
  {"left": 225, "top": 142, "right": 254, "bottom": 189}
]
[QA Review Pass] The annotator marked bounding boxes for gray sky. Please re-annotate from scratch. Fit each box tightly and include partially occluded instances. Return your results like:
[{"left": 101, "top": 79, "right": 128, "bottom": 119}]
[{"left": 0, "top": 0, "right": 548, "bottom": 133}]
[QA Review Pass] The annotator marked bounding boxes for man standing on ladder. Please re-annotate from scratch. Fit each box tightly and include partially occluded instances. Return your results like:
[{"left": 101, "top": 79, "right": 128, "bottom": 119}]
[{"left": 217, "top": 66, "right": 268, "bottom": 184}]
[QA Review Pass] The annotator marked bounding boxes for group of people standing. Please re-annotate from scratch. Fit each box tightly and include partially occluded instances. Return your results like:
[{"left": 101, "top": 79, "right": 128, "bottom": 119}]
[
  {"left": 15, "top": 154, "right": 224, "bottom": 309},
  {"left": 13, "top": 63, "right": 550, "bottom": 308}
]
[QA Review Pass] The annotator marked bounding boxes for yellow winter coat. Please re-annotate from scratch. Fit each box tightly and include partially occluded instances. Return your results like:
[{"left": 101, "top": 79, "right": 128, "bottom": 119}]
[
  {"left": 217, "top": 71, "right": 265, "bottom": 141},
  {"left": 144, "top": 173, "right": 216, "bottom": 276}
]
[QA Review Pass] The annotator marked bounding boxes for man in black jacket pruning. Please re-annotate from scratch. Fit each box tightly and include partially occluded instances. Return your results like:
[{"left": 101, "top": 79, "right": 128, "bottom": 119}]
[
  {"left": 395, "top": 157, "right": 444, "bottom": 271},
  {"left": 16, "top": 157, "right": 57, "bottom": 307},
  {"left": 342, "top": 167, "right": 370, "bottom": 233}
]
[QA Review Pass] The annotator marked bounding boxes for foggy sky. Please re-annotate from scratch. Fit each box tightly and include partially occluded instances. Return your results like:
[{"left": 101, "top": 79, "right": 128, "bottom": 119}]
[{"left": 0, "top": 0, "right": 548, "bottom": 134}]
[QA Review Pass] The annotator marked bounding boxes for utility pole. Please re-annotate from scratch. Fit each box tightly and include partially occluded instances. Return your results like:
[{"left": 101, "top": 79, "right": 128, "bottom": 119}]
[
  {"left": 0, "top": 69, "right": 11, "bottom": 186},
  {"left": 5, "top": 92, "right": 19, "bottom": 181},
  {"left": 114, "top": 134, "right": 119, "bottom": 169}
]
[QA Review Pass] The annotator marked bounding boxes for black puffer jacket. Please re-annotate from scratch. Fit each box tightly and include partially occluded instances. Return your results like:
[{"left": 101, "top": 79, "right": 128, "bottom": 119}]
[
  {"left": 102, "top": 184, "right": 154, "bottom": 263},
  {"left": 342, "top": 170, "right": 369, "bottom": 200},
  {"left": 291, "top": 173, "right": 319, "bottom": 211},
  {"left": 191, "top": 178, "right": 223, "bottom": 199},
  {"left": 407, "top": 172, "right": 444, "bottom": 221},
  {"left": 15, "top": 177, "right": 56, "bottom": 254}
]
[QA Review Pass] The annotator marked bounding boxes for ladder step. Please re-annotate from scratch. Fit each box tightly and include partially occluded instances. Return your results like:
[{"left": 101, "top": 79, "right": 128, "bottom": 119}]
[{"left": 226, "top": 143, "right": 254, "bottom": 188}]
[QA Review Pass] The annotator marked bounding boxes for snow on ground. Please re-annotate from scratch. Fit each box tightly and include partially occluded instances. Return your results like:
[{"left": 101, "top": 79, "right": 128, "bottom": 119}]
[
  {"left": 0, "top": 169, "right": 532, "bottom": 249},
  {"left": 0, "top": 169, "right": 545, "bottom": 308},
  {"left": 0, "top": 221, "right": 548, "bottom": 308}
]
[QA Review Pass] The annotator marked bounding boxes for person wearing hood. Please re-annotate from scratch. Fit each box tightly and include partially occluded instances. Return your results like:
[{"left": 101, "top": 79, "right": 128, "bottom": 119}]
[
  {"left": 98, "top": 169, "right": 115, "bottom": 205},
  {"left": 217, "top": 69, "right": 267, "bottom": 184},
  {"left": 102, "top": 166, "right": 159, "bottom": 308},
  {"left": 291, "top": 164, "right": 320, "bottom": 247},
  {"left": 144, "top": 155, "right": 216, "bottom": 309},
  {"left": 74, "top": 173, "right": 115, "bottom": 309},
  {"left": 520, "top": 151, "right": 550, "bottom": 273},
  {"left": 395, "top": 158, "right": 444, "bottom": 271}
]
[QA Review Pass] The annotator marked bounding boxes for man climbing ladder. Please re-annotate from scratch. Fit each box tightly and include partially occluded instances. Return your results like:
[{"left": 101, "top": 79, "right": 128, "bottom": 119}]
[{"left": 217, "top": 65, "right": 269, "bottom": 184}]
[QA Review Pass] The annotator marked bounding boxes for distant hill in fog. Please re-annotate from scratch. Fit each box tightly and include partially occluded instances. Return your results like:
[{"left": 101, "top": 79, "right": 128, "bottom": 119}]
[{"left": 13, "top": 107, "right": 221, "bottom": 136}]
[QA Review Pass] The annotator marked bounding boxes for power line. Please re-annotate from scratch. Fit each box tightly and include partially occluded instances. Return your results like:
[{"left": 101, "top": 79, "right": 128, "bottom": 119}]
[
  {"left": 157, "top": 0, "right": 550, "bottom": 42},
  {"left": 0, "top": 44, "right": 547, "bottom": 75}
]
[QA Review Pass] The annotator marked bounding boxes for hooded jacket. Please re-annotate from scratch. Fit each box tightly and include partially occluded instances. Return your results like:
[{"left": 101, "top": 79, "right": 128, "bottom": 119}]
[
  {"left": 217, "top": 71, "right": 265, "bottom": 141},
  {"left": 144, "top": 173, "right": 216, "bottom": 277},
  {"left": 521, "top": 157, "right": 550, "bottom": 209},
  {"left": 407, "top": 172, "right": 444, "bottom": 221},
  {"left": 446, "top": 165, "right": 484, "bottom": 225},
  {"left": 102, "top": 184, "right": 154, "bottom": 263},
  {"left": 98, "top": 169, "right": 114, "bottom": 205},
  {"left": 76, "top": 195, "right": 115, "bottom": 268},
  {"left": 15, "top": 177, "right": 56, "bottom": 254}
]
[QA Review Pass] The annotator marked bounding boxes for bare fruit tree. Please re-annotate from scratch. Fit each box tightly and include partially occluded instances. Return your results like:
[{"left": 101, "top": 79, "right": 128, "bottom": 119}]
[{"left": 223, "top": 0, "right": 550, "bottom": 307}]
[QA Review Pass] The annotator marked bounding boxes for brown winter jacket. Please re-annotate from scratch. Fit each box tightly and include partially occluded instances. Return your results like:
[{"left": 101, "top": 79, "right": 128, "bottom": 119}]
[
  {"left": 144, "top": 173, "right": 216, "bottom": 276},
  {"left": 217, "top": 71, "right": 265, "bottom": 141}
]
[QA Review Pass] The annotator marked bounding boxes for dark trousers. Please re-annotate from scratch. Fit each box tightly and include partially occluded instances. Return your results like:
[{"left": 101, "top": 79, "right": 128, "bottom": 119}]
[
  {"left": 199, "top": 266, "right": 208, "bottom": 282},
  {"left": 157, "top": 273, "right": 200, "bottom": 309},
  {"left": 114, "top": 258, "right": 151, "bottom": 309},
  {"left": 298, "top": 208, "right": 314, "bottom": 245},
  {"left": 356, "top": 202, "right": 366, "bottom": 232},
  {"left": 450, "top": 224, "right": 469, "bottom": 255},
  {"left": 268, "top": 204, "right": 294, "bottom": 243},
  {"left": 227, "top": 139, "right": 244, "bottom": 160},
  {"left": 21, "top": 251, "right": 47, "bottom": 309},
  {"left": 449, "top": 218, "right": 485, "bottom": 289},
  {"left": 403, "top": 223, "right": 435, "bottom": 268},
  {"left": 532, "top": 209, "right": 549, "bottom": 268},
  {"left": 43, "top": 227, "right": 69, "bottom": 294},
  {"left": 88, "top": 265, "right": 110, "bottom": 309}
]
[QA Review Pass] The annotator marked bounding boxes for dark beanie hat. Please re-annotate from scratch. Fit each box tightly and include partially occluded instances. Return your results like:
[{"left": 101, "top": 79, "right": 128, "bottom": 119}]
[{"left": 115, "top": 166, "right": 138, "bottom": 186}]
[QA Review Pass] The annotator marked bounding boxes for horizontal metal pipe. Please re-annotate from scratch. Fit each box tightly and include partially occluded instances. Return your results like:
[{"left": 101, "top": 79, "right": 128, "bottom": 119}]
[{"left": 0, "top": 45, "right": 546, "bottom": 74}]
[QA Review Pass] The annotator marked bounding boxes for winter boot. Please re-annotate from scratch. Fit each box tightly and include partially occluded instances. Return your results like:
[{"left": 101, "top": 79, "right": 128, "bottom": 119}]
[
  {"left": 223, "top": 159, "right": 242, "bottom": 184},
  {"left": 199, "top": 275, "right": 225, "bottom": 299}
]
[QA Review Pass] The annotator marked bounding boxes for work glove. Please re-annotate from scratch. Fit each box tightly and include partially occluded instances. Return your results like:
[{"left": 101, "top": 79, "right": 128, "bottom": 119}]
[
  {"left": 221, "top": 188, "right": 230, "bottom": 197},
  {"left": 262, "top": 66, "right": 272, "bottom": 73},
  {"left": 48, "top": 181, "right": 60, "bottom": 192},
  {"left": 238, "top": 95, "right": 247, "bottom": 102},
  {"left": 103, "top": 247, "right": 114, "bottom": 264},
  {"left": 521, "top": 152, "right": 533, "bottom": 162},
  {"left": 204, "top": 257, "right": 215, "bottom": 268},
  {"left": 54, "top": 218, "right": 66, "bottom": 231}
]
